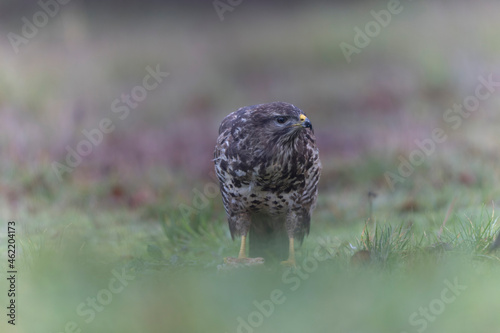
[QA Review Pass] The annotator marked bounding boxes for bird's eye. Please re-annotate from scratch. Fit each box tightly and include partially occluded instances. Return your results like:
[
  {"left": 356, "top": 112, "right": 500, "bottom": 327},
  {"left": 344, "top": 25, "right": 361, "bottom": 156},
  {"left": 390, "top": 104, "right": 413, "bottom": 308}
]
[{"left": 275, "top": 117, "right": 287, "bottom": 124}]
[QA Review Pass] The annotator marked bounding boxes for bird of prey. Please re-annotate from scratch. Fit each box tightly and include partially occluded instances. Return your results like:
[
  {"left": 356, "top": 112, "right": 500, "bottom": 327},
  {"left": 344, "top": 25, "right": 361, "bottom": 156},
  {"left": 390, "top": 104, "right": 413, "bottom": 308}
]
[{"left": 214, "top": 102, "right": 321, "bottom": 266}]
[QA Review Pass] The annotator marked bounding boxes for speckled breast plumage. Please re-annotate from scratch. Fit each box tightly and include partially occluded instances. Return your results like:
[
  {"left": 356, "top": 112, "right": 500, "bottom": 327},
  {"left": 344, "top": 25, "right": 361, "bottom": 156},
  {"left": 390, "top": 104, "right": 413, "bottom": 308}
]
[{"left": 214, "top": 102, "right": 321, "bottom": 243}]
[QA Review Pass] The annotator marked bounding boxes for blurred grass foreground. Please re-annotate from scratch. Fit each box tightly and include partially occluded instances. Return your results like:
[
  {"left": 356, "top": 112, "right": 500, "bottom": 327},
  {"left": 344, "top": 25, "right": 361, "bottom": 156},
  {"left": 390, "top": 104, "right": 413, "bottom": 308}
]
[{"left": 1, "top": 1, "right": 500, "bottom": 333}]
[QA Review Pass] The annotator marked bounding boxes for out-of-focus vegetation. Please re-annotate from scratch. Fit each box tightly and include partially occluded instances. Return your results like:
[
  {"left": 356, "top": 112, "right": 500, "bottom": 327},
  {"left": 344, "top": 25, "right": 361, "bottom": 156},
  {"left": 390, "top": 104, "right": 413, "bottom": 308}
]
[{"left": 1, "top": 1, "right": 500, "bottom": 333}]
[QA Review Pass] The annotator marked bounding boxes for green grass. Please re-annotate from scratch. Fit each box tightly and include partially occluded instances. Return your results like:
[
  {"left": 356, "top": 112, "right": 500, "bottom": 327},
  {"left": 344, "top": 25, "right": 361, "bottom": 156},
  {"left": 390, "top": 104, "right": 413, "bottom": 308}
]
[
  {"left": 4, "top": 147, "right": 500, "bottom": 333},
  {"left": 4, "top": 148, "right": 500, "bottom": 333},
  {"left": 2, "top": 166, "right": 500, "bottom": 333}
]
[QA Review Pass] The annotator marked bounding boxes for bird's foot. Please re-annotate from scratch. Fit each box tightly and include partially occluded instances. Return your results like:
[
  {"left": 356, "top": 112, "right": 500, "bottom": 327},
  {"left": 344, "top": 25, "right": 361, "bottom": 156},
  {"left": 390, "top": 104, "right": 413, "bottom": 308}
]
[
  {"left": 280, "top": 259, "right": 296, "bottom": 268},
  {"left": 222, "top": 257, "right": 265, "bottom": 267}
]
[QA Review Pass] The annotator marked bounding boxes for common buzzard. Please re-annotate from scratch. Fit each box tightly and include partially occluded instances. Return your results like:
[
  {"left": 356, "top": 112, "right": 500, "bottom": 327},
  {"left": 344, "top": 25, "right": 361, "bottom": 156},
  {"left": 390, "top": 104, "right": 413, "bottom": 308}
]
[{"left": 214, "top": 102, "right": 321, "bottom": 266}]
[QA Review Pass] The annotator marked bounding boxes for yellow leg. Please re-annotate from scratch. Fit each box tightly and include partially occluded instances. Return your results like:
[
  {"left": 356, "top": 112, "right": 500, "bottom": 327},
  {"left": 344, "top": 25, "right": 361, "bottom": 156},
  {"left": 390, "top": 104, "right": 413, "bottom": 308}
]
[
  {"left": 281, "top": 238, "right": 296, "bottom": 267},
  {"left": 223, "top": 235, "right": 264, "bottom": 266},
  {"left": 238, "top": 235, "right": 247, "bottom": 259}
]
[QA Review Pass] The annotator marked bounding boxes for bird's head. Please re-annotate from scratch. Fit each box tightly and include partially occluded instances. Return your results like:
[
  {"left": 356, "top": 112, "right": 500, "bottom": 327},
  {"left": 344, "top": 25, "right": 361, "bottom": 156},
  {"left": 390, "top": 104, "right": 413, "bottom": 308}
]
[{"left": 247, "top": 102, "right": 314, "bottom": 144}]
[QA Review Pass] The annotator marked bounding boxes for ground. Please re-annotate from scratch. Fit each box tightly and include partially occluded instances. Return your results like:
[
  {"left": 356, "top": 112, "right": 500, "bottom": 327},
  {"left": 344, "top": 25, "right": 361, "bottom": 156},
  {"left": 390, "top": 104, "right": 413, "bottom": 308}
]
[{"left": 1, "top": 2, "right": 500, "bottom": 333}]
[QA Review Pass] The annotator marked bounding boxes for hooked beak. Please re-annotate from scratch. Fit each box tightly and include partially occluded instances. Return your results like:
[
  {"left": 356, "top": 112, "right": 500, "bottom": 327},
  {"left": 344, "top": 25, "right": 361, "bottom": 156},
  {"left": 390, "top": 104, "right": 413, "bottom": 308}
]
[{"left": 299, "top": 114, "right": 312, "bottom": 130}]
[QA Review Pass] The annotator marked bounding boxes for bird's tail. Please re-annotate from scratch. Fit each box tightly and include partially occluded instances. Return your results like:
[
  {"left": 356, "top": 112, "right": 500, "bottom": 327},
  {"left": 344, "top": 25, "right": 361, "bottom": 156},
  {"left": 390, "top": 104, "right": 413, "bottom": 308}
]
[{"left": 249, "top": 215, "right": 288, "bottom": 262}]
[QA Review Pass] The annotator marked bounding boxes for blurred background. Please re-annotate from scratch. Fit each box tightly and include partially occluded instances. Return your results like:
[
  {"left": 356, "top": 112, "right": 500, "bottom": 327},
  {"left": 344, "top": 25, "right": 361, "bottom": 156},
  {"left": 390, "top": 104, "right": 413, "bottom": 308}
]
[
  {"left": 2, "top": 0, "right": 500, "bottom": 189},
  {"left": 2, "top": 0, "right": 500, "bottom": 197},
  {"left": 2, "top": 1, "right": 500, "bottom": 332}
]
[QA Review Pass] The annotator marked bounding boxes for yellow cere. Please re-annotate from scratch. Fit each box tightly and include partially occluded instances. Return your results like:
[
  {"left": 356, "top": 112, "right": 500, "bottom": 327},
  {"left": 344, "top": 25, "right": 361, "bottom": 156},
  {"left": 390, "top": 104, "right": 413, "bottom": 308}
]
[{"left": 300, "top": 114, "right": 306, "bottom": 122}]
